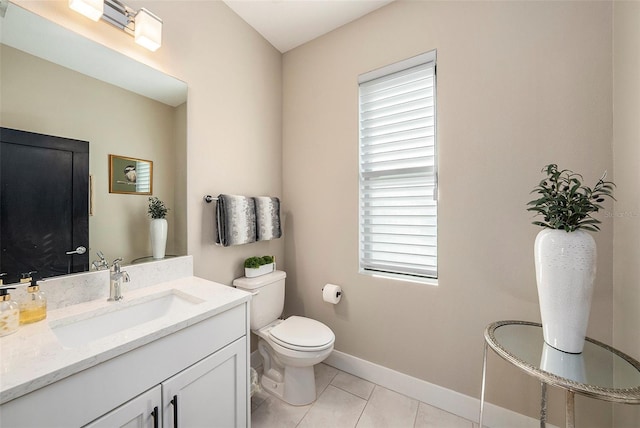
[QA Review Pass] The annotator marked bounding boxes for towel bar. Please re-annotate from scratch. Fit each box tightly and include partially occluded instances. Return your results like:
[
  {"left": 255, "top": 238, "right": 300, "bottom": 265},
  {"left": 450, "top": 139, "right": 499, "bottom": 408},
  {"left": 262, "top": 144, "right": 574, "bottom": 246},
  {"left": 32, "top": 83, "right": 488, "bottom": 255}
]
[{"left": 203, "top": 195, "right": 218, "bottom": 203}]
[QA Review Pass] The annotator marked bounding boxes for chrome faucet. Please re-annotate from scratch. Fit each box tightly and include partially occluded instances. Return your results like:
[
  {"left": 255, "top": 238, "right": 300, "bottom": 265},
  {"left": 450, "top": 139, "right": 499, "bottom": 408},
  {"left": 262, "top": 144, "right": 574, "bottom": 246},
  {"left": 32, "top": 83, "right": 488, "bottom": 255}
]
[
  {"left": 92, "top": 251, "right": 109, "bottom": 271},
  {"left": 108, "top": 258, "right": 130, "bottom": 301}
]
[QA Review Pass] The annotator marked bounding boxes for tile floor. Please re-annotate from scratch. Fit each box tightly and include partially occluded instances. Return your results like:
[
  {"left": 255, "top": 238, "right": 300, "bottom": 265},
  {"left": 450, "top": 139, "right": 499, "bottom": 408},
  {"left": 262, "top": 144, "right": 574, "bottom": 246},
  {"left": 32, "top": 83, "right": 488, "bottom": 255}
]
[{"left": 251, "top": 364, "right": 477, "bottom": 428}]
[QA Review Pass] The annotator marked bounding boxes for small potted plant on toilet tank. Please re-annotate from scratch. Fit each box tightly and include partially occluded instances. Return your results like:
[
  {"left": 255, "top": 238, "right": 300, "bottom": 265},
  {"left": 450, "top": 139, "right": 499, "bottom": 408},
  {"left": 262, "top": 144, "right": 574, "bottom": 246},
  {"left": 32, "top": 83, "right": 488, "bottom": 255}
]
[{"left": 244, "top": 255, "right": 275, "bottom": 278}]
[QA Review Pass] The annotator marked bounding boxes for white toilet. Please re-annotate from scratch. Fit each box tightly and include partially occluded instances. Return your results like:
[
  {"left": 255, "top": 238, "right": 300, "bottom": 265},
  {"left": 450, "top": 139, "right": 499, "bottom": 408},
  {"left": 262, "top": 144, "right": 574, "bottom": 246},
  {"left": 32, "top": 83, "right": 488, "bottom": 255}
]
[{"left": 233, "top": 270, "right": 335, "bottom": 406}]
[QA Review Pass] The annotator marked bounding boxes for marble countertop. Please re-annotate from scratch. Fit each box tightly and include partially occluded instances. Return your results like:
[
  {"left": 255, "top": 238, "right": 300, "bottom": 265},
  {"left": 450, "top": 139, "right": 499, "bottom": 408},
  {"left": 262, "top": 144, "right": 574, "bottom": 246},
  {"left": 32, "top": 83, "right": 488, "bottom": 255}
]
[{"left": 0, "top": 276, "right": 251, "bottom": 405}]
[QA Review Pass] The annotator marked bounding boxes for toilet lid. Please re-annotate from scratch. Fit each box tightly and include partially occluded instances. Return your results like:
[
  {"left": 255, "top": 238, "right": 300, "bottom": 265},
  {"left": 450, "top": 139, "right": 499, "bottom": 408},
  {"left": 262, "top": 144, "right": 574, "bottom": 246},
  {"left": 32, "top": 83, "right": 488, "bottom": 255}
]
[{"left": 269, "top": 316, "right": 335, "bottom": 350}]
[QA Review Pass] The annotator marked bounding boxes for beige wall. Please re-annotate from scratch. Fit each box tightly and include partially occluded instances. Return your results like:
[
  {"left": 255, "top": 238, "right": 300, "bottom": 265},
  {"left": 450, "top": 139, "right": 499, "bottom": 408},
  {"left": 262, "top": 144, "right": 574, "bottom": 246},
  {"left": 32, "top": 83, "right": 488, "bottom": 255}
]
[
  {"left": 147, "top": 0, "right": 285, "bottom": 285},
  {"left": 12, "top": 0, "right": 284, "bottom": 285},
  {"left": 613, "top": 1, "right": 640, "bottom": 427},
  {"left": 1, "top": 44, "right": 180, "bottom": 264},
  {"left": 283, "top": 1, "right": 614, "bottom": 425}
]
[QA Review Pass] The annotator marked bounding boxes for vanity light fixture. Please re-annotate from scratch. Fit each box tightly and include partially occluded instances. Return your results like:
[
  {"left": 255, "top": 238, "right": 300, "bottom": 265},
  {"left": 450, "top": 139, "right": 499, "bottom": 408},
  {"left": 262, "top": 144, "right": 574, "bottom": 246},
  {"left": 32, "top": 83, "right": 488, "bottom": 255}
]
[
  {"left": 134, "top": 8, "right": 162, "bottom": 52},
  {"left": 69, "top": 0, "right": 103, "bottom": 22},
  {"left": 68, "top": 0, "right": 162, "bottom": 52}
]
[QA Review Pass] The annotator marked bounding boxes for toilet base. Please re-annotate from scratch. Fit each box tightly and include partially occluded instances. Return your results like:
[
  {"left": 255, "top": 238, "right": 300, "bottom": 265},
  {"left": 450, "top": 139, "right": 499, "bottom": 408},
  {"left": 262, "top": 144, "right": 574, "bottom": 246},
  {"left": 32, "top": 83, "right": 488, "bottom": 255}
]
[
  {"left": 254, "top": 321, "right": 334, "bottom": 407},
  {"left": 261, "top": 365, "right": 316, "bottom": 406}
]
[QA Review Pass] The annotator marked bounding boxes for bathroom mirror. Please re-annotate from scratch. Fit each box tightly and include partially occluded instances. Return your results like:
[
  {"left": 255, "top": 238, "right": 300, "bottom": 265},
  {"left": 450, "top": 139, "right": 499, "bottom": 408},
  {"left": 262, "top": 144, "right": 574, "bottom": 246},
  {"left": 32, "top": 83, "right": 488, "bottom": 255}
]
[{"left": 0, "top": 2, "right": 188, "bottom": 281}]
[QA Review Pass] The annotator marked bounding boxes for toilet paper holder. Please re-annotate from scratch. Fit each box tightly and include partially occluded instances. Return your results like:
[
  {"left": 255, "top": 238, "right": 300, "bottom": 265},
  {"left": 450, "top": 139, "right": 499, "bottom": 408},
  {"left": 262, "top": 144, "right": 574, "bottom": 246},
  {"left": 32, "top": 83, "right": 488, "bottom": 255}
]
[
  {"left": 322, "top": 284, "right": 343, "bottom": 304},
  {"left": 321, "top": 286, "right": 341, "bottom": 296}
]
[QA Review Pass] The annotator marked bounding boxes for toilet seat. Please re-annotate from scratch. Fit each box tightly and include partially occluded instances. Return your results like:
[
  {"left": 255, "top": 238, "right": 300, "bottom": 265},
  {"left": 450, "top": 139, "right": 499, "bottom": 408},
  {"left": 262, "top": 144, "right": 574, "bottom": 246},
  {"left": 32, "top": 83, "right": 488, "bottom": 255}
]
[{"left": 268, "top": 316, "right": 334, "bottom": 352}]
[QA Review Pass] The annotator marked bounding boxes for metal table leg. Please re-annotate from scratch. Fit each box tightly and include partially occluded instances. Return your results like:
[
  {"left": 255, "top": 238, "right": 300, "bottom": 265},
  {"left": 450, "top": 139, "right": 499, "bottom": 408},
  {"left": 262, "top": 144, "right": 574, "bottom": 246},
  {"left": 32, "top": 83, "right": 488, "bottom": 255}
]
[
  {"left": 479, "top": 342, "right": 488, "bottom": 428},
  {"left": 540, "top": 382, "right": 547, "bottom": 428},
  {"left": 566, "top": 390, "right": 575, "bottom": 428}
]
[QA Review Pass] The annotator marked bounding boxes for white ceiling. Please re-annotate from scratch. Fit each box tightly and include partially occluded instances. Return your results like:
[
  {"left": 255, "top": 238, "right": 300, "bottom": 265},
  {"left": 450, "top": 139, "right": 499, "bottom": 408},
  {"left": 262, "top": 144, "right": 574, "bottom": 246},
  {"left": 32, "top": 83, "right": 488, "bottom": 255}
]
[{"left": 223, "top": 0, "right": 394, "bottom": 53}]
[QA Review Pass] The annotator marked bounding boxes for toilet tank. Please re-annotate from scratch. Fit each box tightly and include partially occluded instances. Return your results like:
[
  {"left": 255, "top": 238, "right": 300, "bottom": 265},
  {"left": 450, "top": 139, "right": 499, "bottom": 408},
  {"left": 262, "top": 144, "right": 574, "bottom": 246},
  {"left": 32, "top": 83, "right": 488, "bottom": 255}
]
[{"left": 233, "top": 270, "right": 286, "bottom": 330}]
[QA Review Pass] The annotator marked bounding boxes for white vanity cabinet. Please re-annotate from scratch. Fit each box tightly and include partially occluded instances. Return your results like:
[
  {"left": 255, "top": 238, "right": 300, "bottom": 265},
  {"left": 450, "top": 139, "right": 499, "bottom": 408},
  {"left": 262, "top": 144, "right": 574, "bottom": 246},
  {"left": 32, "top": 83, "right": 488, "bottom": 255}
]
[
  {"left": 85, "top": 338, "right": 246, "bottom": 428},
  {"left": 0, "top": 301, "right": 250, "bottom": 428}
]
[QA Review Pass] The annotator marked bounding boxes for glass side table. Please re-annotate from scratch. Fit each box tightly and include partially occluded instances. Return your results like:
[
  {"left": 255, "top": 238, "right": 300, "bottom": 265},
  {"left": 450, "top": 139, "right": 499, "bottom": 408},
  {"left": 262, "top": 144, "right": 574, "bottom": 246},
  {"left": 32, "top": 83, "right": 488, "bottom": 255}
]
[{"left": 479, "top": 321, "right": 640, "bottom": 428}]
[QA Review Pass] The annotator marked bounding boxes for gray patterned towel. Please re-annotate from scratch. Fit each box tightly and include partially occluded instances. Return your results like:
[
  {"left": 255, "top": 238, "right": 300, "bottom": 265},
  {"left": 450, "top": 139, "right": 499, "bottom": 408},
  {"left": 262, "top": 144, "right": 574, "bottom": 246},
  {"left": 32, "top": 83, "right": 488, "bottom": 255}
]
[
  {"left": 215, "top": 194, "right": 257, "bottom": 246},
  {"left": 254, "top": 196, "right": 282, "bottom": 241}
]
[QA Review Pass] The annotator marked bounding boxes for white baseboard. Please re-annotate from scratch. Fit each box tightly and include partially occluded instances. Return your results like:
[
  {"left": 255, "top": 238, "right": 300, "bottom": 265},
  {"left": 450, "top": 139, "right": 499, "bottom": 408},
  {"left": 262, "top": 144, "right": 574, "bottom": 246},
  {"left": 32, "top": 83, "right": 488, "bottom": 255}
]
[{"left": 325, "top": 350, "right": 556, "bottom": 428}]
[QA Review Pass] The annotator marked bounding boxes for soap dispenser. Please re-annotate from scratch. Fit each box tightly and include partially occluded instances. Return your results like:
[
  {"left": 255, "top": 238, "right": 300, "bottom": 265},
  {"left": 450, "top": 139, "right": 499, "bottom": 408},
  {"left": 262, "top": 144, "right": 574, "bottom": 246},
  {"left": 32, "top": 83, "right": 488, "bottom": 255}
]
[
  {"left": 19, "top": 273, "right": 47, "bottom": 324},
  {"left": 0, "top": 287, "right": 20, "bottom": 336}
]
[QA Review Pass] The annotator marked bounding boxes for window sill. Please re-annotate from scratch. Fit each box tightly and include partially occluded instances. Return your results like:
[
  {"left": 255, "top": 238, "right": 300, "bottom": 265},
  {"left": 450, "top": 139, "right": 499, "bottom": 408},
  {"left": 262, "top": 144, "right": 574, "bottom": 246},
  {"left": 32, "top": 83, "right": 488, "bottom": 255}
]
[{"left": 359, "top": 269, "right": 438, "bottom": 286}]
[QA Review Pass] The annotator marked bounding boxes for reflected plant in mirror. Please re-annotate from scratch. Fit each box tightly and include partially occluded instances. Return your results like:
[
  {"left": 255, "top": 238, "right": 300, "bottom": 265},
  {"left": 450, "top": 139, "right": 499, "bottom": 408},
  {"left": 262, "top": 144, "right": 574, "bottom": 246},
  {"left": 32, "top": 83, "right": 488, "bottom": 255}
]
[{"left": 148, "top": 197, "right": 169, "bottom": 219}]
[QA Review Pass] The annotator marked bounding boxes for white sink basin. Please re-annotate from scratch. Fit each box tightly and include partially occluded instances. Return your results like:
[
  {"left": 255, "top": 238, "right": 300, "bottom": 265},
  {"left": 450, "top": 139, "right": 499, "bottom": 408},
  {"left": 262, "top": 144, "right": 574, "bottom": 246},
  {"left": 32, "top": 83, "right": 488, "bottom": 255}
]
[{"left": 51, "top": 290, "right": 204, "bottom": 348}]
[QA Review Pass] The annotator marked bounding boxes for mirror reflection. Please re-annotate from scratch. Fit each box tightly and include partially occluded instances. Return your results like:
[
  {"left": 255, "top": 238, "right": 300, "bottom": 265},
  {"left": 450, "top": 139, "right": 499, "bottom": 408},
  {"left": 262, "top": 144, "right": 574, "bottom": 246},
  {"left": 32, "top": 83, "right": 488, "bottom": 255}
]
[
  {"left": 1, "top": 127, "right": 90, "bottom": 281},
  {"left": 0, "top": 3, "right": 188, "bottom": 282}
]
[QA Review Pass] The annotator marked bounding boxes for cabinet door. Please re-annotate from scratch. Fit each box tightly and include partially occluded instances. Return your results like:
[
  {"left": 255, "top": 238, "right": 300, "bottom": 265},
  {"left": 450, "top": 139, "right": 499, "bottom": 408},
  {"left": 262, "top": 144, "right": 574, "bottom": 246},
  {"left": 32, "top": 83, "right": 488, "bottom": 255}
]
[
  {"left": 83, "top": 385, "right": 162, "bottom": 428},
  {"left": 163, "top": 337, "right": 247, "bottom": 428}
]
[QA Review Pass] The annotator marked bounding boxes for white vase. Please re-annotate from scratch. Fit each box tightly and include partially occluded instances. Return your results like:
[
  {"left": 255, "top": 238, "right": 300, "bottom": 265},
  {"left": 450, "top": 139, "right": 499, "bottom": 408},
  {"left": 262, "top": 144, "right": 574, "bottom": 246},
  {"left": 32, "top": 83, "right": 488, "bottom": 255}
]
[
  {"left": 150, "top": 218, "right": 168, "bottom": 259},
  {"left": 534, "top": 229, "right": 596, "bottom": 353}
]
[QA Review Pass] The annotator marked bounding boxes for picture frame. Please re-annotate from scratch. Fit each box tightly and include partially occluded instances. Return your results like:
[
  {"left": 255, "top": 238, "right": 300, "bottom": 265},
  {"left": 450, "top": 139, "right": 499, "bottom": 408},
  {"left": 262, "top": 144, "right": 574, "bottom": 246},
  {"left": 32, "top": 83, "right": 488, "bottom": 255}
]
[{"left": 108, "top": 154, "right": 153, "bottom": 195}]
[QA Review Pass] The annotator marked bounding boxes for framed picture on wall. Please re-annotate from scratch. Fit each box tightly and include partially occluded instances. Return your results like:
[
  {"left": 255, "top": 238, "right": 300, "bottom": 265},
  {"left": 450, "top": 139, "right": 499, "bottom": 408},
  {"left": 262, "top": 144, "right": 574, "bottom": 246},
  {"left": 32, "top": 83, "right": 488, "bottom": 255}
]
[{"left": 109, "top": 154, "right": 153, "bottom": 195}]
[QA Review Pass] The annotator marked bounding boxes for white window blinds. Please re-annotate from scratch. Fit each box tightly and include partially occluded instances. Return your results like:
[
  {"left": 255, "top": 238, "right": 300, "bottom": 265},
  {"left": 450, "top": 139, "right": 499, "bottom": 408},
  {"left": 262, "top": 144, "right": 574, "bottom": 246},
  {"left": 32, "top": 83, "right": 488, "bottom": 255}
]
[
  {"left": 358, "top": 51, "right": 437, "bottom": 280},
  {"left": 136, "top": 160, "right": 151, "bottom": 193}
]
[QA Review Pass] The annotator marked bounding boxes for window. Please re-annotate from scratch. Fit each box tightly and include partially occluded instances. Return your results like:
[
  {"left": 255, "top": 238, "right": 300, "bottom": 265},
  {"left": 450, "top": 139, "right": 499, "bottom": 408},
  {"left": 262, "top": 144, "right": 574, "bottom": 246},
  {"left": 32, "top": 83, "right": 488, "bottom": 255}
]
[
  {"left": 136, "top": 160, "right": 152, "bottom": 193},
  {"left": 358, "top": 51, "right": 437, "bottom": 282}
]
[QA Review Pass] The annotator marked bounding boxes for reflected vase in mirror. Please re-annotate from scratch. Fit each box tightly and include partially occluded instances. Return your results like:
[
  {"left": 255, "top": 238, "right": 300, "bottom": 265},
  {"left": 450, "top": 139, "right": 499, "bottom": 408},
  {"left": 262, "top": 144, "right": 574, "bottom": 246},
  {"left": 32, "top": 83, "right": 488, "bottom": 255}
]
[
  {"left": 150, "top": 219, "right": 167, "bottom": 259},
  {"left": 540, "top": 342, "right": 586, "bottom": 383},
  {"left": 148, "top": 197, "right": 169, "bottom": 259}
]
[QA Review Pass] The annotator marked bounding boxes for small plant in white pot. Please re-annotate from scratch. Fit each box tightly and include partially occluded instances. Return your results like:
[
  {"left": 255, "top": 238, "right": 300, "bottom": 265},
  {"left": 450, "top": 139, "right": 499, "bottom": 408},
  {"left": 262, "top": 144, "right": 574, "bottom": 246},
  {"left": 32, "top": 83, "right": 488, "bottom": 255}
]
[
  {"left": 244, "top": 255, "right": 275, "bottom": 278},
  {"left": 148, "top": 196, "right": 169, "bottom": 259},
  {"left": 527, "top": 164, "right": 614, "bottom": 353}
]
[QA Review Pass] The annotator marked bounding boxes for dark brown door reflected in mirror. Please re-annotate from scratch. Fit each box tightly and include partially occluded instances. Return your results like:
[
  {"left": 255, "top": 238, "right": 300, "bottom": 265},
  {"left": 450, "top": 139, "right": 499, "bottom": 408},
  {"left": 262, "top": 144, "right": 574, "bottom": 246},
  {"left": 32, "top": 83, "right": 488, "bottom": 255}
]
[{"left": 1, "top": 128, "right": 89, "bottom": 283}]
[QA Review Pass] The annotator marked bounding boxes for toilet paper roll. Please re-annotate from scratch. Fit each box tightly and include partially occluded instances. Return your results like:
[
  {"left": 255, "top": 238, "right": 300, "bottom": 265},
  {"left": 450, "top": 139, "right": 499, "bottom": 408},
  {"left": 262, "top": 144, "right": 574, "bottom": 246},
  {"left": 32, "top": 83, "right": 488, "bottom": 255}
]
[{"left": 322, "top": 284, "right": 342, "bottom": 304}]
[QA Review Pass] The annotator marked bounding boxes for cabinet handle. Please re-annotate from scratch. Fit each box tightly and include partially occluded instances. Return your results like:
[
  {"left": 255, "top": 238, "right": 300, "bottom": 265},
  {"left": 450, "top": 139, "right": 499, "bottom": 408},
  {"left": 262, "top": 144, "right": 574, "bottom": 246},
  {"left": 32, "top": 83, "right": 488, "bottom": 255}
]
[
  {"left": 170, "top": 395, "right": 179, "bottom": 428},
  {"left": 151, "top": 406, "right": 159, "bottom": 428}
]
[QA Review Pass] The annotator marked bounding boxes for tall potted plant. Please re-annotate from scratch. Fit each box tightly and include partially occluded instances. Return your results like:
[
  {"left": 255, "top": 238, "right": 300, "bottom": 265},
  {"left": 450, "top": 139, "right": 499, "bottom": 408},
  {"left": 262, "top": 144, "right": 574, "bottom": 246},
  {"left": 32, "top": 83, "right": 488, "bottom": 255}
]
[
  {"left": 527, "top": 164, "right": 614, "bottom": 353},
  {"left": 148, "top": 196, "right": 169, "bottom": 259}
]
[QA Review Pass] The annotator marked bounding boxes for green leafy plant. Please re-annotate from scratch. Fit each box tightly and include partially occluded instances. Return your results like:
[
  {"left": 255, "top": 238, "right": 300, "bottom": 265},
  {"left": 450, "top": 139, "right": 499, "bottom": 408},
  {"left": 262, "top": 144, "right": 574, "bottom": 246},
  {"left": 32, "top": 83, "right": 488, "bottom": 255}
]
[
  {"left": 527, "top": 164, "right": 615, "bottom": 232},
  {"left": 244, "top": 257, "right": 262, "bottom": 269},
  {"left": 148, "top": 196, "right": 169, "bottom": 219},
  {"left": 244, "top": 255, "right": 275, "bottom": 269}
]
